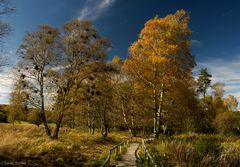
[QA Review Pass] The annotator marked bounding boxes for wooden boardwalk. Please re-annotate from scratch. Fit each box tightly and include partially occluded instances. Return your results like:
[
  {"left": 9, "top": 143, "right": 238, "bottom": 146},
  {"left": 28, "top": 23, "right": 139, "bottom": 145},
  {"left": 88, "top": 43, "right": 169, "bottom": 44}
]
[{"left": 116, "top": 143, "right": 139, "bottom": 167}]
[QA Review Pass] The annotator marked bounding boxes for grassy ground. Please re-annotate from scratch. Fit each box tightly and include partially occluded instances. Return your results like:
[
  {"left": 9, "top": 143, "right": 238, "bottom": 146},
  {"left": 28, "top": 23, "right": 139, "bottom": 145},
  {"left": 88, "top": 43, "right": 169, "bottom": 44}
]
[
  {"left": 143, "top": 133, "right": 240, "bottom": 167},
  {"left": 0, "top": 123, "right": 130, "bottom": 167}
]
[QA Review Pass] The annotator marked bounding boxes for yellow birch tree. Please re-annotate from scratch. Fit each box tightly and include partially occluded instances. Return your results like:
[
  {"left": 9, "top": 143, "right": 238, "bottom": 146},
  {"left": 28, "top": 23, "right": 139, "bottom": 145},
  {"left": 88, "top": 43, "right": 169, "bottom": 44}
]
[{"left": 123, "top": 10, "right": 195, "bottom": 138}]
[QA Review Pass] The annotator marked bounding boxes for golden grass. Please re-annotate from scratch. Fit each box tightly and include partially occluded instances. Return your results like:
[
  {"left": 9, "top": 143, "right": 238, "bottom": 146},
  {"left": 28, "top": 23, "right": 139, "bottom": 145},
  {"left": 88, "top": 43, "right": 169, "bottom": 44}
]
[{"left": 0, "top": 123, "right": 130, "bottom": 167}]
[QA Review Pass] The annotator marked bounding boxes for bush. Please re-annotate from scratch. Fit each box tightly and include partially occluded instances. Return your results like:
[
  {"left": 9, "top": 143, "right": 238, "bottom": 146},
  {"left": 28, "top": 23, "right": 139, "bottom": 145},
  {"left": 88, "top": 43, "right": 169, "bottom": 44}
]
[
  {"left": 0, "top": 111, "right": 7, "bottom": 122},
  {"left": 28, "top": 110, "right": 42, "bottom": 126},
  {"left": 47, "top": 142, "right": 64, "bottom": 153},
  {"left": 193, "top": 136, "right": 221, "bottom": 157},
  {"left": 218, "top": 143, "right": 240, "bottom": 166},
  {"left": 214, "top": 112, "right": 240, "bottom": 135},
  {"left": 148, "top": 140, "right": 199, "bottom": 166},
  {"left": 167, "top": 141, "right": 198, "bottom": 166},
  {"left": 148, "top": 142, "right": 170, "bottom": 166},
  {"left": 193, "top": 109, "right": 215, "bottom": 133},
  {"left": 148, "top": 135, "right": 240, "bottom": 166}
]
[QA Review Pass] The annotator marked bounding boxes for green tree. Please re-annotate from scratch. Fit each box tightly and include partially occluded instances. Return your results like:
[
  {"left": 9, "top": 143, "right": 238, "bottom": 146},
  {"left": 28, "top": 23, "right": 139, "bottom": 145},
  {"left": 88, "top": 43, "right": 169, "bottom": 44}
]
[
  {"left": 197, "top": 68, "right": 212, "bottom": 98},
  {"left": 28, "top": 109, "right": 42, "bottom": 126},
  {"left": 0, "top": 105, "right": 7, "bottom": 122},
  {"left": 93, "top": 70, "right": 114, "bottom": 137},
  {"left": 7, "top": 78, "right": 29, "bottom": 125},
  {"left": 214, "top": 112, "right": 240, "bottom": 135}
]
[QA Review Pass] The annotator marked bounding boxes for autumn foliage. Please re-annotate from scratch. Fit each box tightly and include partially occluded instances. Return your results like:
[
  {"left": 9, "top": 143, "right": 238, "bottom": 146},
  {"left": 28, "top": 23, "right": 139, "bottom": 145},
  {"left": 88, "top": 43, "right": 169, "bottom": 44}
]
[{"left": 2, "top": 9, "right": 238, "bottom": 141}]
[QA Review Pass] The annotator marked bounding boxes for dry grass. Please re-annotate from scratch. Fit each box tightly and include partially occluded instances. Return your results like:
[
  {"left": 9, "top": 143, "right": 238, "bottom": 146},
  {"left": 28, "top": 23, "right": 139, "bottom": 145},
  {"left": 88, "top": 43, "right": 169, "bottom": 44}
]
[
  {"left": 146, "top": 134, "right": 240, "bottom": 167},
  {"left": 0, "top": 123, "right": 130, "bottom": 167}
]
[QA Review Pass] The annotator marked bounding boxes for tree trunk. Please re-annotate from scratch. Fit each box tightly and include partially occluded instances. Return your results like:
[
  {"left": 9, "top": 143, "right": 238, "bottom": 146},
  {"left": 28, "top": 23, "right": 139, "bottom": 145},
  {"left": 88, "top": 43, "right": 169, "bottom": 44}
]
[
  {"left": 92, "top": 123, "right": 95, "bottom": 134},
  {"left": 121, "top": 104, "right": 131, "bottom": 132},
  {"left": 52, "top": 112, "right": 64, "bottom": 139},
  {"left": 71, "top": 110, "right": 75, "bottom": 129},
  {"left": 101, "top": 110, "right": 108, "bottom": 138},
  {"left": 43, "top": 120, "right": 51, "bottom": 137},
  {"left": 130, "top": 115, "right": 136, "bottom": 137},
  {"left": 91, "top": 114, "right": 95, "bottom": 134},
  {"left": 40, "top": 72, "right": 51, "bottom": 137},
  {"left": 87, "top": 112, "right": 92, "bottom": 134},
  {"left": 40, "top": 104, "right": 51, "bottom": 137},
  {"left": 153, "top": 86, "right": 158, "bottom": 138},
  {"left": 101, "top": 125, "right": 108, "bottom": 138},
  {"left": 153, "top": 63, "right": 158, "bottom": 138},
  {"left": 156, "top": 83, "right": 164, "bottom": 139},
  {"left": 87, "top": 102, "right": 93, "bottom": 134}
]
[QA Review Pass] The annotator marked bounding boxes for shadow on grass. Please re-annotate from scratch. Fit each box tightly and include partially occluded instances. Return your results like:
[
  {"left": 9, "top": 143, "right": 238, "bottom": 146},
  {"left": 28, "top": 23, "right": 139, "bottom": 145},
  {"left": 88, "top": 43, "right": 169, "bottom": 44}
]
[{"left": 85, "top": 136, "right": 119, "bottom": 146}]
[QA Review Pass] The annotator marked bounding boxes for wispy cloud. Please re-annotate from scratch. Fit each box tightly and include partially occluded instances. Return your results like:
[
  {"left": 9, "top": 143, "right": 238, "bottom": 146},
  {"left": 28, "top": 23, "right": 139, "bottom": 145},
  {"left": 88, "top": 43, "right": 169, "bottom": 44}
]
[
  {"left": 196, "top": 55, "right": 240, "bottom": 104},
  {"left": 222, "top": 9, "right": 239, "bottom": 17},
  {"left": 191, "top": 39, "right": 203, "bottom": 48},
  {"left": 78, "top": 0, "right": 116, "bottom": 21}
]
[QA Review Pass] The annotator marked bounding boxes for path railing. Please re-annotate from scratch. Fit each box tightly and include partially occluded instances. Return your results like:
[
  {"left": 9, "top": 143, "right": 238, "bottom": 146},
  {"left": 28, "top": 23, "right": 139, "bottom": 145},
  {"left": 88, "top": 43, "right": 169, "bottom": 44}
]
[
  {"left": 135, "top": 142, "right": 142, "bottom": 166},
  {"left": 101, "top": 140, "right": 129, "bottom": 167},
  {"left": 135, "top": 138, "right": 158, "bottom": 167}
]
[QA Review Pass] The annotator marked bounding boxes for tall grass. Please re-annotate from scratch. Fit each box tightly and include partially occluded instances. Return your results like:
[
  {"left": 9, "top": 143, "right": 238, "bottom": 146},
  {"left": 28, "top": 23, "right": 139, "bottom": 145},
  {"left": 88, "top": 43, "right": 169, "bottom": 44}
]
[
  {"left": 147, "top": 134, "right": 240, "bottom": 167},
  {"left": 0, "top": 123, "right": 129, "bottom": 166}
]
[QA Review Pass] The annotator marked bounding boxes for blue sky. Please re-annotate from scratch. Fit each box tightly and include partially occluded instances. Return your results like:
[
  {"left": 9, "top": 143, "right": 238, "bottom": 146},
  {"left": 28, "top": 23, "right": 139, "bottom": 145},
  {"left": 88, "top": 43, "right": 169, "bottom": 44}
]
[{"left": 1, "top": 0, "right": 240, "bottom": 104}]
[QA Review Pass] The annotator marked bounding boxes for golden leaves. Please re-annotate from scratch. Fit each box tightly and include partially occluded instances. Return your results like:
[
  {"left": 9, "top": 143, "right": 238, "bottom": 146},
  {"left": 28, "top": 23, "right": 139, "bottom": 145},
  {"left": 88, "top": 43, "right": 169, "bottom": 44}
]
[
  {"left": 149, "top": 56, "right": 166, "bottom": 64},
  {"left": 126, "top": 9, "right": 194, "bottom": 76},
  {"left": 123, "top": 9, "right": 195, "bottom": 96},
  {"left": 122, "top": 58, "right": 133, "bottom": 73}
]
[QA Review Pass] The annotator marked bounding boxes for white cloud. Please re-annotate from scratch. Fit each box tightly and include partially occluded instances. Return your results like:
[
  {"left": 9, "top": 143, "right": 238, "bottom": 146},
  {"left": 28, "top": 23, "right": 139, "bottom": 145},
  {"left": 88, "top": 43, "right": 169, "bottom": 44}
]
[
  {"left": 78, "top": 0, "right": 116, "bottom": 21},
  {"left": 0, "top": 71, "right": 13, "bottom": 104},
  {"left": 197, "top": 57, "right": 240, "bottom": 83},
  {"left": 0, "top": 49, "right": 17, "bottom": 104},
  {"left": 196, "top": 55, "right": 240, "bottom": 105}
]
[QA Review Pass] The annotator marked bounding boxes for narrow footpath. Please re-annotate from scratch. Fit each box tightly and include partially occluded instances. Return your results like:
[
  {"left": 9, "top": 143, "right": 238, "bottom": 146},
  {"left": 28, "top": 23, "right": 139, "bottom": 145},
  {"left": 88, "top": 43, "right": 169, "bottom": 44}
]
[{"left": 116, "top": 143, "right": 139, "bottom": 167}]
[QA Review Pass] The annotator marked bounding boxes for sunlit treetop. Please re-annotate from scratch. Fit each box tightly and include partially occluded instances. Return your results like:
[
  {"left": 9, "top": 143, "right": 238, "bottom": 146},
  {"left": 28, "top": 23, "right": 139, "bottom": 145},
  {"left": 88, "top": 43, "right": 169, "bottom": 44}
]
[{"left": 124, "top": 9, "right": 195, "bottom": 80}]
